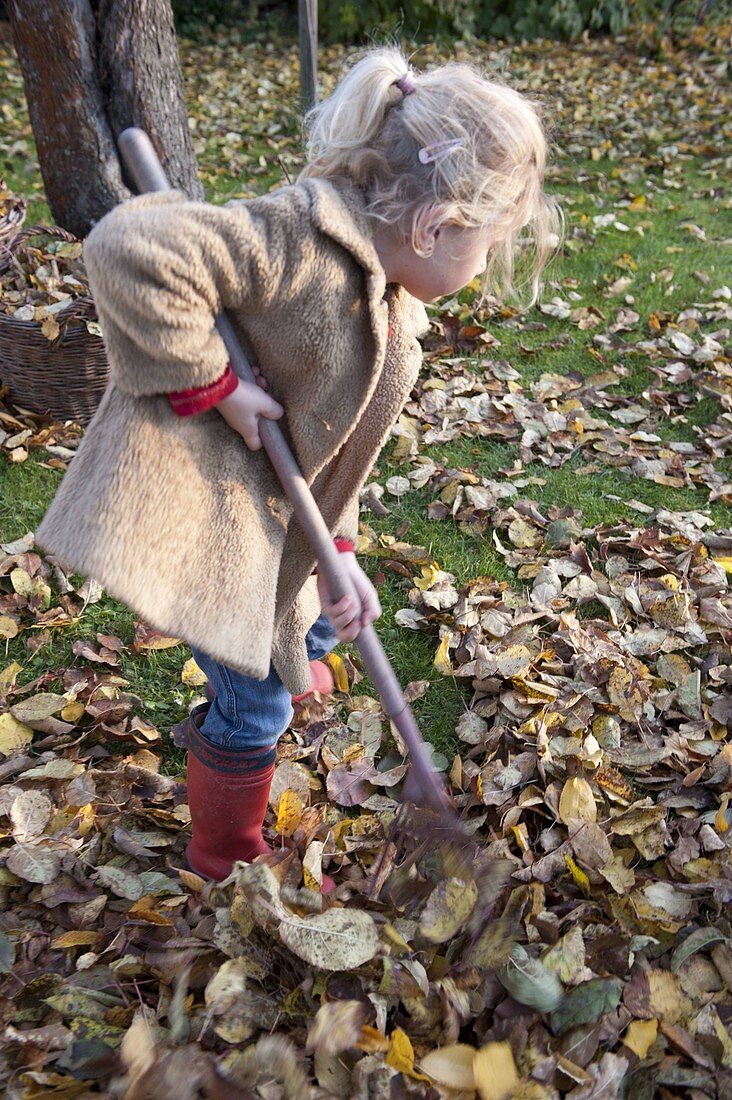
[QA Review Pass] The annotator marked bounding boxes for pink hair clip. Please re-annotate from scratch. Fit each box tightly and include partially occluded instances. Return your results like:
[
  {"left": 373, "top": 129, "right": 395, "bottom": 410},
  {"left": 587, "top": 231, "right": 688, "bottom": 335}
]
[
  {"left": 396, "top": 69, "right": 417, "bottom": 96},
  {"left": 418, "top": 138, "right": 464, "bottom": 165}
]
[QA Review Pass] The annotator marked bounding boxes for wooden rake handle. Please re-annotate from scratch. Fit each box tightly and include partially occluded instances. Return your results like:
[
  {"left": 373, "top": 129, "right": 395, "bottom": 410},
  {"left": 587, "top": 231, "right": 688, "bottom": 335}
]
[{"left": 117, "top": 127, "right": 454, "bottom": 819}]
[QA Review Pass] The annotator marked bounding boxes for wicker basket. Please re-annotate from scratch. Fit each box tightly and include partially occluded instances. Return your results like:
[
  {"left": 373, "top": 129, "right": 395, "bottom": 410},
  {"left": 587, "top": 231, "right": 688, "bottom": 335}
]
[{"left": 0, "top": 225, "right": 109, "bottom": 425}]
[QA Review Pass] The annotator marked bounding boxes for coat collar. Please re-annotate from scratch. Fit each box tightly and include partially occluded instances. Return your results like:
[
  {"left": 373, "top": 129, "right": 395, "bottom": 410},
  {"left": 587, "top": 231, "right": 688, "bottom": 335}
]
[{"left": 301, "top": 179, "right": 387, "bottom": 302}]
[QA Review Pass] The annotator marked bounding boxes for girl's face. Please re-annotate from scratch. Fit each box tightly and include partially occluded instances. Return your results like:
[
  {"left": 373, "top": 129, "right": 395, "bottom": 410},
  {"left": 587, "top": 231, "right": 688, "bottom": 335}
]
[{"left": 375, "top": 221, "right": 492, "bottom": 304}]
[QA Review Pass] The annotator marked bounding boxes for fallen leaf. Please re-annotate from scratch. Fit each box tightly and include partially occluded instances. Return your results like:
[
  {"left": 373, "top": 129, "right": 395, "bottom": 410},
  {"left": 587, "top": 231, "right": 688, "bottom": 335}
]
[
  {"left": 0, "top": 712, "right": 34, "bottom": 755},
  {"left": 420, "top": 1043, "right": 477, "bottom": 1090},
  {"left": 622, "top": 1018, "right": 658, "bottom": 1059},
  {"left": 278, "top": 908, "right": 380, "bottom": 971},
  {"left": 473, "top": 1042, "right": 519, "bottom": 1100},
  {"left": 558, "top": 777, "right": 597, "bottom": 824},
  {"left": 275, "top": 788, "right": 304, "bottom": 836},
  {"left": 418, "top": 877, "right": 478, "bottom": 943},
  {"left": 6, "top": 843, "right": 61, "bottom": 884},
  {"left": 10, "top": 789, "right": 53, "bottom": 842}
]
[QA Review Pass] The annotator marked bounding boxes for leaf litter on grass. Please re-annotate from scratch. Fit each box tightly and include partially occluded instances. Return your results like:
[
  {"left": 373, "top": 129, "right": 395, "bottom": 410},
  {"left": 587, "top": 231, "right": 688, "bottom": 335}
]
[
  {"left": 1, "top": 431, "right": 731, "bottom": 1097},
  {"left": 0, "top": 17, "right": 731, "bottom": 1100}
]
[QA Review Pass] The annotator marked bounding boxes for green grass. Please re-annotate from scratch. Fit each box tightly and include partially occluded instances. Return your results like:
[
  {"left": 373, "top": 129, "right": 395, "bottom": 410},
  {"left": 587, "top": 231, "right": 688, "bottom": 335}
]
[{"left": 1, "top": 33, "right": 730, "bottom": 758}]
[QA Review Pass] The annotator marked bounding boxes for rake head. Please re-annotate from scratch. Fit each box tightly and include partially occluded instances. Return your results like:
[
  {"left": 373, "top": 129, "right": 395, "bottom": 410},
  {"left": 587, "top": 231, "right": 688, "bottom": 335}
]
[{"left": 368, "top": 797, "right": 512, "bottom": 936}]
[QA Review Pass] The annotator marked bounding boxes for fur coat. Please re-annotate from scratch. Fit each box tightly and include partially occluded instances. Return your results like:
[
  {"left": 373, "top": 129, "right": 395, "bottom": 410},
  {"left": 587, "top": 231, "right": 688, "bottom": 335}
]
[{"left": 37, "top": 179, "right": 428, "bottom": 694}]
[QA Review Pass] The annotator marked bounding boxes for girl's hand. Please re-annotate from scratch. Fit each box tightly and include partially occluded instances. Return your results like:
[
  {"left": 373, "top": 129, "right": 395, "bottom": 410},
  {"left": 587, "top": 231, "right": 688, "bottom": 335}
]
[
  {"left": 215, "top": 376, "right": 283, "bottom": 451},
  {"left": 317, "top": 552, "right": 382, "bottom": 642}
]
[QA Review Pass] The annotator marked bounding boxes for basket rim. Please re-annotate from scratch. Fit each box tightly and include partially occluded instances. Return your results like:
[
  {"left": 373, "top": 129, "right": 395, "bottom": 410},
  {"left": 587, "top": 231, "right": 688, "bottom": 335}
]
[
  {"left": 0, "top": 316, "right": 104, "bottom": 343},
  {"left": 0, "top": 308, "right": 100, "bottom": 328}
]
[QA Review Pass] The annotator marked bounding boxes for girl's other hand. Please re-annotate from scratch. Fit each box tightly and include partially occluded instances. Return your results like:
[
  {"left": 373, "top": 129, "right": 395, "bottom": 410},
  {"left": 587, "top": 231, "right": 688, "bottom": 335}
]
[
  {"left": 317, "top": 552, "right": 381, "bottom": 642},
  {"left": 215, "top": 377, "right": 283, "bottom": 451}
]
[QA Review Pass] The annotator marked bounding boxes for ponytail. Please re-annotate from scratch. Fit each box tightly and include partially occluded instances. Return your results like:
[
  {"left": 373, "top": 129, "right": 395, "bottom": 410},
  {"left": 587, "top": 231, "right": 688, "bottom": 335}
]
[{"left": 302, "top": 47, "right": 411, "bottom": 177}]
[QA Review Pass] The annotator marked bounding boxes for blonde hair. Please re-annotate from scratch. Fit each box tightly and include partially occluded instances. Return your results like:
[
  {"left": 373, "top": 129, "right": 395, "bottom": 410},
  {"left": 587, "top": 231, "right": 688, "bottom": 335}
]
[{"left": 300, "top": 47, "right": 561, "bottom": 304}]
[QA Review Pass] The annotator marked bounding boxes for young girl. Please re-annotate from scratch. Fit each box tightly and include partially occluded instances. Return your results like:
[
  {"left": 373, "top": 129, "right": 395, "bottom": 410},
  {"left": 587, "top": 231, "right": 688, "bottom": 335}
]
[{"left": 38, "top": 47, "right": 558, "bottom": 884}]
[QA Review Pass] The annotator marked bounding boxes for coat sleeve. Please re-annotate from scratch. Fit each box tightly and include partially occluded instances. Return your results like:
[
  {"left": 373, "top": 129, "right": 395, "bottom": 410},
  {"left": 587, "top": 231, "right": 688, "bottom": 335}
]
[{"left": 83, "top": 190, "right": 288, "bottom": 396}]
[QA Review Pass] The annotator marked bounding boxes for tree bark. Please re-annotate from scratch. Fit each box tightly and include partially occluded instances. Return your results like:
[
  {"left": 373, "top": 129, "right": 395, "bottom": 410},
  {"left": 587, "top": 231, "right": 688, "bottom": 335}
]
[
  {"left": 96, "top": 0, "right": 202, "bottom": 202},
  {"left": 7, "top": 0, "right": 202, "bottom": 238}
]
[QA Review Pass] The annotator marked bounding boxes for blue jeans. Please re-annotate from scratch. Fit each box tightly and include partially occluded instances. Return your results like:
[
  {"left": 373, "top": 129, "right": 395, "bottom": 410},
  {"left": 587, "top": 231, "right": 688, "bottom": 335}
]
[{"left": 190, "top": 613, "right": 337, "bottom": 754}]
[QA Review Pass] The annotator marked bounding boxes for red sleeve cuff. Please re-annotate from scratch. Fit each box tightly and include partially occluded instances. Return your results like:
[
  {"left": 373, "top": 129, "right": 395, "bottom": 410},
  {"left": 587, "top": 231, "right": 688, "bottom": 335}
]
[
  {"left": 334, "top": 537, "right": 355, "bottom": 554},
  {"left": 168, "top": 365, "right": 238, "bottom": 417}
]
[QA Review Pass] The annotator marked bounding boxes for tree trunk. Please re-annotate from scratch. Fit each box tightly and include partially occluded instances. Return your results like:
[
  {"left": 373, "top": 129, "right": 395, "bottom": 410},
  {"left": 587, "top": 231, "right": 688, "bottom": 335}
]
[
  {"left": 7, "top": 0, "right": 202, "bottom": 238},
  {"left": 96, "top": 0, "right": 202, "bottom": 202}
]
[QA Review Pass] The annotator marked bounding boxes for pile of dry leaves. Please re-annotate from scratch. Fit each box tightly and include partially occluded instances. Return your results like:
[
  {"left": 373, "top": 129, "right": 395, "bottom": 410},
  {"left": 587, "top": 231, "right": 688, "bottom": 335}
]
[
  {"left": 0, "top": 436, "right": 731, "bottom": 1096},
  {"left": 0, "top": 230, "right": 98, "bottom": 344}
]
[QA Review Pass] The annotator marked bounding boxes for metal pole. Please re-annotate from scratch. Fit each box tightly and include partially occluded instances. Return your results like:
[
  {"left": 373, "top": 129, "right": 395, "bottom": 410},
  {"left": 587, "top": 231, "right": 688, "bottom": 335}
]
[{"left": 298, "top": 0, "right": 317, "bottom": 113}]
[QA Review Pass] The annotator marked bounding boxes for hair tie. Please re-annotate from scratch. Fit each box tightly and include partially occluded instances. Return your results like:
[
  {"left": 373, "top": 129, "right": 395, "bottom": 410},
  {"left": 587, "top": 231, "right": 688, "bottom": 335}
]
[
  {"left": 418, "top": 138, "right": 465, "bottom": 165},
  {"left": 396, "top": 69, "right": 416, "bottom": 96}
]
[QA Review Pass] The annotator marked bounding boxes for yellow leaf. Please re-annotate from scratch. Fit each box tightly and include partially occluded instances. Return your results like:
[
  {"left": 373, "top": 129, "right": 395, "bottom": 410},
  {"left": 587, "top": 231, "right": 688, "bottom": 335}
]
[
  {"left": 564, "top": 854, "right": 591, "bottom": 895},
  {"left": 181, "top": 657, "right": 208, "bottom": 687},
  {"left": 392, "top": 433, "right": 416, "bottom": 462},
  {"left": 715, "top": 793, "right": 730, "bottom": 834},
  {"left": 324, "top": 651, "right": 349, "bottom": 693},
  {"left": 473, "top": 1041, "right": 519, "bottom": 1100},
  {"left": 614, "top": 252, "right": 637, "bottom": 271},
  {"left": 386, "top": 1027, "right": 415, "bottom": 1074},
  {"left": 16, "top": 1071, "right": 91, "bottom": 1097},
  {"left": 594, "top": 764, "right": 634, "bottom": 803},
  {"left": 414, "top": 562, "right": 442, "bottom": 590},
  {"left": 419, "top": 877, "right": 478, "bottom": 944},
  {"left": 41, "top": 314, "right": 61, "bottom": 342},
  {"left": 434, "top": 632, "right": 453, "bottom": 675},
  {"left": 714, "top": 556, "right": 732, "bottom": 575},
  {"left": 75, "top": 803, "right": 96, "bottom": 836},
  {"left": 382, "top": 923, "right": 412, "bottom": 952},
  {"left": 51, "top": 930, "right": 99, "bottom": 949},
  {"left": 10, "top": 567, "right": 33, "bottom": 597},
  {"left": 558, "top": 777, "right": 597, "bottom": 825},
  {"left": 628, "top": 194, "right": 646, "bottom": 210},
  {"left": 0, "top": 615, "right": 19, "bottom": 640},
  {"left": 56, "top": 242, "right": 83, "bottom": 260},
  {"left": 332, "top": 818, "right": 352, "bottom": 848},
  {"left": 623, "top": 1018, "right": 658, "bottom": 1059},
  {"left": 0, "top": 712, "right": 34, "bottom": 756},
  {"left": 302, "top": 839, "right": 325, "bottom": 891},
  {"left": 647, "top": 970, "right": 687, "bottom": 1024},
  {"left": 127, "top": 906, "right": 174, "bottom": 926},
  {"left": 303, "top": 866, "right": 319, "bottom": 891},
  {"left": 275, "top": 789, "right": 304, "bottom": 836},
  {"left": 420, "top": 1043, "right": 476, "bottom": 1090},
  {"left": 711, "top": 722, "right": 728, "bottom": 742},
  {"left": 60, "top": 701, "right": 85, "bottom": 723},
  {"left": 179, "top": 867, "right": 206, "bottom": 892},
  {"left": 512, "top": 823, "right": 530, "bottom": 852},
  {"left": 386, "top": 1027, "right": 430, "bottom": 1081},
  {"left": 0, "top": 661, "right": 22, "bottom": 694}
]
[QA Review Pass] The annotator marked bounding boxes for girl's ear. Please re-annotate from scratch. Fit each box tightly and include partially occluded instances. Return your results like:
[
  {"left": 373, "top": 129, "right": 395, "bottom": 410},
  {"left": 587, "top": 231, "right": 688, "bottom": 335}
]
[{"left": 411, "top": 204, "right": 445, "bottom": 257}]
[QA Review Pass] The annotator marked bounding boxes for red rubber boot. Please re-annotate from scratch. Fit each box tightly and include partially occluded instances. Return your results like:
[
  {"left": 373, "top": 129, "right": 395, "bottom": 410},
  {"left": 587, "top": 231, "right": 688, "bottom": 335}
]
[
  {"left": 180, "top": 706, "right": 336, "bottom": 892},
  {"left": 183, "top": 706, "right": 276, "bottom": 881}
]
